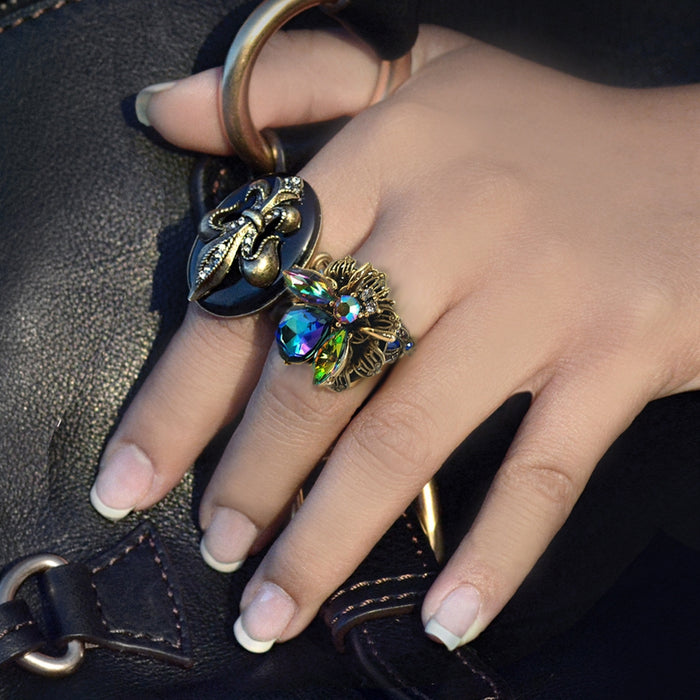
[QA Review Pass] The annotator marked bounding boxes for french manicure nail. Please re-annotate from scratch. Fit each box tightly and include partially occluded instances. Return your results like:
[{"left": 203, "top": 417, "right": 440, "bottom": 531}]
[
  {"left": 424, "top": 585, "right": 482, "bottom": 651},
  {"left": 200, "top": 507, "right": 258, "bottom": 573},
  {"left": 90, "top": 444, "right": 154, "bottom": 521},
  {"left": 233, "top": 582, "right": 296, "bottom": 653},
  {"left": 135, "top": 81, "right": 176, "bottom": 127}
]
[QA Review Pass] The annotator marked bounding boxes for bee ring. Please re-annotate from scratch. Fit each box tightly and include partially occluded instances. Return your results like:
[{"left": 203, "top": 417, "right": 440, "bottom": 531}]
[{"left": 275, "top": 256, "right": 415, "bottom": 392}]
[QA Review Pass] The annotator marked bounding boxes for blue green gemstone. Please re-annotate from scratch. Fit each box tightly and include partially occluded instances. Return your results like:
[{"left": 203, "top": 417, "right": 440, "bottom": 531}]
[
  {"left": 283, "top": 268, "right": 334, "bottom": 305},
  {"left": 276, "top": 306, "right": 331, "bottom": 363}
]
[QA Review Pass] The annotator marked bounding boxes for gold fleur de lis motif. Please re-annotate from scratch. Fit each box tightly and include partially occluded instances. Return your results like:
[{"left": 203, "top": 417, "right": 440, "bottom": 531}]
[{"left": 189, "top": 176, "right": 304, "bottom": 302}]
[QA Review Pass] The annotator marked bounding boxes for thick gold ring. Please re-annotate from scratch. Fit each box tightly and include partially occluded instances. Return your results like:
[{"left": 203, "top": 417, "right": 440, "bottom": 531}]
[
  {"left": 221, "top": 0, "right": 412, "bottom": 173},
  {"left": 275, "top": 256, "right": 414, "bottom": 392}
]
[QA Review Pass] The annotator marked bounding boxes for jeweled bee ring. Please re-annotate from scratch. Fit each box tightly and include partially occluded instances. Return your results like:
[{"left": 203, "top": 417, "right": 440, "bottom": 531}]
[{"left": 275, "top": 256, "right": 414, "bottom": 392}]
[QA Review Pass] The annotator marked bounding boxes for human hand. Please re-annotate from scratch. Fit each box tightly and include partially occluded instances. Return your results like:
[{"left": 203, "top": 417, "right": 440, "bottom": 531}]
[{"left": 90, "top": 26, "right": 700, "bottom": 652}]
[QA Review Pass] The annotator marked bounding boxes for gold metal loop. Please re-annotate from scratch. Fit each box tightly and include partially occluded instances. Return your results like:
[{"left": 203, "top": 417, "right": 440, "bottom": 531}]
[
  {"left": 221, "top": 0, "right": 413, "bottom": 174},
  {"left": 0, "top": 554, "right": 85, "bottom": 677},
  {"left": 222, "top": 0, "right": 334, "bottom": 173}
]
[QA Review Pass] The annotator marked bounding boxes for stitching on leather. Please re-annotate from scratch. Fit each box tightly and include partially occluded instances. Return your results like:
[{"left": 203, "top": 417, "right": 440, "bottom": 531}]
[
  {"left": 328, "top": 591, "right": 421, "bottom": 626},
  {"left": 91, "top": 532, "right": 149, "bottom": 574},
  {"left": 401, "top": 512, "right": 429, "bottom": 570},
  {"left": 361, "top": 624, "right": 432, "bottom": 700},
  {"left": 146, "top": 536, "right": 184, "bottom": 648},
  {"left": 454, "top": 648, "right": 502, "bottom": 700},
  {"left": 0, "top": 0, "right": 84, "bottom": 33},
  {"left": 326, "top": 572, "right": 432, "bottom": 605},
  {"left": 353, "top": 511, "right": 435, "bottom": 694},
  {"left": 90, "top": 530, "right": 183, "bottom": 651},
  {"left": 0, "top": 619, "right": 35, "bottom": 641}
]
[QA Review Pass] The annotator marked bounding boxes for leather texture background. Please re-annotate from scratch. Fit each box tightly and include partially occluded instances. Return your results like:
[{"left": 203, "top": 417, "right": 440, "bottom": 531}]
[
  {"left": 0, "top": 1, "right": 361, "bottom": 697},
  {"left": 0, "top": 1, "right": 509, "bottom": 697},
  {"left": 1, "top": 0, "right": 699, "bottom": 698}
]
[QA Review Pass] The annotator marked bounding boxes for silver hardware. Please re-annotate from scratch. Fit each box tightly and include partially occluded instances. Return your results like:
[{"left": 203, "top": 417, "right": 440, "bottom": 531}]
[{"left": 0, "top": 554, "right": 85, "bottom": 676}]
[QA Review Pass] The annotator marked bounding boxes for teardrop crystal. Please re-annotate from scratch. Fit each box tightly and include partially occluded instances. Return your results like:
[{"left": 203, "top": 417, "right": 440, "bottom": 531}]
[
  {"left": 276, "top": 306, "right": 331, "bottom": 363},
  {"left": 283, "top": 267, "right": 335, "bottom": 305},
  {"left": 313, "top": 329, "right": 349, "bottom": 385}
]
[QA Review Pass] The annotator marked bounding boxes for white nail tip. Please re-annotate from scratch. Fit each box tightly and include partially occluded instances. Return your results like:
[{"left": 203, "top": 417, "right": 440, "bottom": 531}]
[
  {"left": 424, "top": 619, "right": 463, "bottom": 651},
  {"left": 199, "top": 539, "right": 244, "bottom": 573},
  {"left": 233, "top": 617, "right": 275, "bottom": 654},
  {"left": 89, "top": 484, "right": 132, "bottom": 521},
  {"left": 135, "top": 81, "right": 176, "bottom": 126}
]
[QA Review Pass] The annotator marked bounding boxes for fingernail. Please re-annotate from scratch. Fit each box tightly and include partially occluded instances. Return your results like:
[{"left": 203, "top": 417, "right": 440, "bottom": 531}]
[
  {"left": 424, "top": 585, "right": 482, "bottom": 651},
  {"left": 135, "top": 81, "right": 176, "bottom": 126},
  {"left": 200, "top": 507, "right": 258, "bottom": 573},
  {"left": 233, "top": 582, "right": 296, "bottom": 653},
  {"left": 90, "top": 444, "right": 154, "bottom": 521}
]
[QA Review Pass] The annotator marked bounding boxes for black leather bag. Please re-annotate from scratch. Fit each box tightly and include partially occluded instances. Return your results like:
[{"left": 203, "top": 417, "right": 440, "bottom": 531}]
[
  {"left": 1, "top": 0, "right": 698, "bottom": 698},
  {"left": 0, "top": 1, "right": 511, "bottom": 697}
]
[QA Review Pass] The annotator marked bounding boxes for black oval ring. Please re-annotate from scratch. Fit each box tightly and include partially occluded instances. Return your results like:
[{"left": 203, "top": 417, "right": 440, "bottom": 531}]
[{"left": 187, "top": 175, "right": 321, "bottom": 317}]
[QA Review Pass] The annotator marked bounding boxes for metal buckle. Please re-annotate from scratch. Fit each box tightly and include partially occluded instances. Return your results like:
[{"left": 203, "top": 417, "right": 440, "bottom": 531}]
[{"left": 0, "top": 554, "right": 85, "bottom": 677}]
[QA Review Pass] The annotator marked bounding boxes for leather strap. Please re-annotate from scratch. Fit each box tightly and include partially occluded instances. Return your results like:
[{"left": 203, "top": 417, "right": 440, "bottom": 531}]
[
  {"left": 0, "top": 523, "right": 193, "bottom": 670},
  {"left": 321, "top": 509, "right": 511, "bottom": 699},
  {"left": 0, "top": 600, "right": 45, "bottom": 666}
]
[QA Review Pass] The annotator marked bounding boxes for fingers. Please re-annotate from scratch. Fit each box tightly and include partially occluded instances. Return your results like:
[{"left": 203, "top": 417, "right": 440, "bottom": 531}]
[
  {"left": 229, "top": 301, "right": 538, "bottom": 651},
  {"left": 197, "top": 349, "right": 376, "bottom": 570},
  {"left": 195, "top": 204, "right": 453, "bottom": 569},
  {"left": 135, "top": 30, "right": 381, "bottom": 154},
  {"left": 90, "top": 308, "right": 273, "bottom": 519},
  {"left": 91, "top": 119, "right": 385, "bottom": 521},
  {"left": 421, "top": 359, "right": 651, "bottom": 650},
  {"left": 134, "top": 25, "right": 471, "bottom": 154}
]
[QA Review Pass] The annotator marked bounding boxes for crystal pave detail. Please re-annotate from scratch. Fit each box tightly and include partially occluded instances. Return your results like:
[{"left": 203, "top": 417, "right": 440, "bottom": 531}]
[
  {"left": 190, "top": 176, "right": 310, "bottom": 304},
  {"left": 276, "top": 306, "right": 331, "bottom": 362}
]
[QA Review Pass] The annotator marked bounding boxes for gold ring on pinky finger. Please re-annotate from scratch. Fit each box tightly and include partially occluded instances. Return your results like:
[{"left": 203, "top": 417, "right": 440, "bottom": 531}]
[{"left": 275, "top": 256, "right": 415, "bottom": 392}]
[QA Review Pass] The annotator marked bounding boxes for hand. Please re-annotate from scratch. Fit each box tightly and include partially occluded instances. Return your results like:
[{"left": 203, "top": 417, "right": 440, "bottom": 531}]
[{"left": 90, "top": 26, "right": 700, "bottom": 652}]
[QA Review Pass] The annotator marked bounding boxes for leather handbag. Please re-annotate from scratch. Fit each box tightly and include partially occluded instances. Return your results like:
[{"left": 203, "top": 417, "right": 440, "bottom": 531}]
[
  {"left": 1, "top": 0, "right": 698, "bottom": 698},
  {"left": 0, "top": 1, "right": 511, "bottom": 697}
]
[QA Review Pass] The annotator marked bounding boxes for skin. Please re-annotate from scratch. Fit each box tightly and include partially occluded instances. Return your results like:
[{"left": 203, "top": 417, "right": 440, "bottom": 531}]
[{"left": 95, "top": 26, "right": 700, "bottom": 648}]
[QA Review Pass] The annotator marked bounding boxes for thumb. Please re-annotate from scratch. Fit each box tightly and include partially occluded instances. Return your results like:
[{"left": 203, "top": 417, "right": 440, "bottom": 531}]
[{"left": 135, "top": 25, "right": 468, "bottom": 154}]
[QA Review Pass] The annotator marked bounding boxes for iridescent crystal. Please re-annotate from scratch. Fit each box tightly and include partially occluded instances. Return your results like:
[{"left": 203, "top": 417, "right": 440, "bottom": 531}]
[
  {"left": 276, "top": 307, "right": 331, "bottom": 363},
  {"left": 313, "top": 329, "right": 349, "bottom": 384},
  {"left": 334, "top": 295, "right": 361, "bottom": 324},
  {"left": 283, "top": 268, "right": 334, "bottom": 305}
]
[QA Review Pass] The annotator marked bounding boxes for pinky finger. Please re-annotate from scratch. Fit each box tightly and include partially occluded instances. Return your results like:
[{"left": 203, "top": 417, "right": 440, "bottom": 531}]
[{"left": 421, "top": 358, "right": 652, "bottom": 650}]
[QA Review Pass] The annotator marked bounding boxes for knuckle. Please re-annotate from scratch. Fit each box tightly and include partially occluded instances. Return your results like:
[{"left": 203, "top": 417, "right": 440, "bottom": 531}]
[
  {"left": 257, "top": 372, "right": 346, "bottom": 441},
  {"left": 499, "top": 455, "right": 579, "bottom": 517},
  {"left": 356, "top": 99, "right": 432, "bottom": 152},
  {"left": 344, "top": 397, "right": 437, "bottom": 482}
]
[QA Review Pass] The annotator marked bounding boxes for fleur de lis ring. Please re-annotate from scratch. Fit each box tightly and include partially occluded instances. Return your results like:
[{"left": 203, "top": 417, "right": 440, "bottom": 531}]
[
  {"left": 276, "top": 256, "right": 414, "bottom": 391},
  {"left": 187, "top": 175, "right": 321, "bottom": 317}
]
